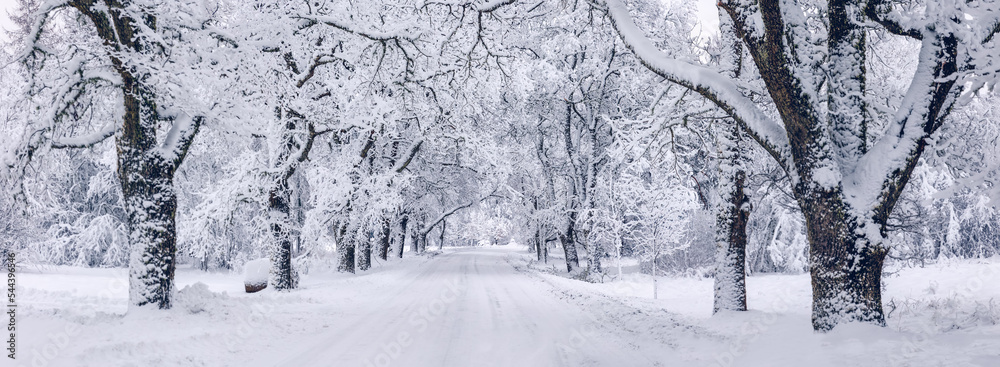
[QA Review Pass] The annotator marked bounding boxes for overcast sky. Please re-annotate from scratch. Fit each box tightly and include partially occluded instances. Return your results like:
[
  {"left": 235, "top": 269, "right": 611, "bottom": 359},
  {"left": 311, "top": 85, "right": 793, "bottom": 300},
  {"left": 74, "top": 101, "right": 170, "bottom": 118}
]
[
  {"left": 0, "top": 0, "right": 719, "bottom": 47},
  {"left": 692, "top": 0, "right": 720, "bottom": 39}
]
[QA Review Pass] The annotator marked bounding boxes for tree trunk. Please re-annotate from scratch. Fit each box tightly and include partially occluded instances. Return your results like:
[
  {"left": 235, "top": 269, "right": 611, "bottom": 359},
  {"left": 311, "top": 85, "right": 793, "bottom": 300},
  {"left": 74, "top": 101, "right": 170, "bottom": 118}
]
[
  {"left": 396, "top": 216, "right": 408, "bottom": 259},
  {"left": 559, "top": 213, "right": 581, "bottom": 273},
  {"left": 438, "top": 220, "right": 446, "bottom": 250},
  {"left": 713, "top": 124, "right": 749, "bottom": 313},
  {"left": 410, "top": 220, "right": 420, "bottom": 253},
  {"left": 120, "top": 125, "right": 179, "bottom": 309},
  {"left": 338, "top": 241, "right": 356, "bottom": 273},
  {"left": 378, "top": 218, "right": 391, "bottom": 261},
  {"left": 417, "top": 230, "right": 428, "bottom": 254},
  {"left": 337, "top": 225, "right": 356, "bottom": 273},
  {"left": 803, "top": 0, "right": 884, "bottom": 331},
  {"left": 802, "top": 187, "right": 888, "bottom": 331},
  {"left": 534, "top": 228, "right": 543, "bottom": 262},
  {"left": 358, "top": 232, "right": 372, "bottom": 271},
  {"left": 713, "top": 171, "right": 750, "bottom": 312},
  {"left": 585, "top": 234, "right": 601, "bottom": 275},
  {"left": 544, "top": 238, "right": 549, "bottom": 263},
  {"left": 266, "top": 113, "right": 317, "bottom": 290},
  {"left": 269, "top": 177, "right": 297, "bottom": 290}
]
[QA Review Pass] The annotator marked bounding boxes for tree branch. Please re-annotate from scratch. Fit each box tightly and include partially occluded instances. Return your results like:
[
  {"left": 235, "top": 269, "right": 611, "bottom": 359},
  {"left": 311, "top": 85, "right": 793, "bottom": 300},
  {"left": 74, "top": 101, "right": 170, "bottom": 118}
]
[
  {"left": 296, "top": 124, "right": 332, "bottom": 163},
  {"left": 600, "top": 0, "right": 794, "bottom": 174},
  {"left": 864, "top": 0, "right": 923, "bottom": 40},
  {"left": 51, "top": 123, "right": 117, "bottom": 149},
  {"left": 297, "top": 55, "right": 345, "bottom": 88},
  {"left": 295, "top": 15, "right": 415, "bottom": 42},
  {"left": 419, "top": 189, "right": 498, "bottom": 236},
  {"left": 850, "top": 33, "right": 961, "bottom": 230},
  {"left": 279, "top": 123, "right": 332, "bottom": 182},
  {"left": 985, "top": 21, "right": 1000, "bottom": 44},
  {"left": 394, "top": 139, "right": 423, "bottom": 173},
  {"left": 171, "top": 116, "right": 204, "bottom": 170}
]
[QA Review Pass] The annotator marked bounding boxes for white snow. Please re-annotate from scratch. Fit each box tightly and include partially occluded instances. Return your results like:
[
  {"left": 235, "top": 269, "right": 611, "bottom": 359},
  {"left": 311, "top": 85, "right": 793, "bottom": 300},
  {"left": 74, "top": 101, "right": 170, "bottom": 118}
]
[
  {"left": 50, "top": 123, "right": 116, "bottom": 149},
  {"left": 11, "top": 247, "right": 1000, "bottom": 366},
  {"left": 242, "top": 258, "right": 269, "bottom": 287}
]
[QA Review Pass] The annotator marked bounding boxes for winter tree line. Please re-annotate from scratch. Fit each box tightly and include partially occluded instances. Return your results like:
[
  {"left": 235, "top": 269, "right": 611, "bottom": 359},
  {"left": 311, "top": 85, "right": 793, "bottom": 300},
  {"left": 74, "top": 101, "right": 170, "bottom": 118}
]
[{"left": 0, "top": 0, "right": 997, "bottom": 332}]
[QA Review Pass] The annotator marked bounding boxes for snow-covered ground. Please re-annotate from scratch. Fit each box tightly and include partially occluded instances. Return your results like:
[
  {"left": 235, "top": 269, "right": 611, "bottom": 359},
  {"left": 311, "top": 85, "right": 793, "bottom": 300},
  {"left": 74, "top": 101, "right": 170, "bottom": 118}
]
[{"left": 11, "top": 246, "right": 1000, "bottom": 366}]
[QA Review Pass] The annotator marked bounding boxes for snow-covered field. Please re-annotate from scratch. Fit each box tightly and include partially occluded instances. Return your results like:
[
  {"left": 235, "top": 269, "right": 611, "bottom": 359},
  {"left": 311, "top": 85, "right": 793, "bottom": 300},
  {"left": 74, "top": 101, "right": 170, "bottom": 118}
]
[{"left": 11, "top": 246, "right": 1000, "bottom": 366}]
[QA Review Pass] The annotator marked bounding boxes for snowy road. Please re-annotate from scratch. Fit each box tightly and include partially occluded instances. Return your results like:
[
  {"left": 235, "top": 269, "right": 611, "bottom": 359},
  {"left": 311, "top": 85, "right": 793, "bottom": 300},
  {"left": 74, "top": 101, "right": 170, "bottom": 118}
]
[
  {"left": 17, "top": 247, "right": 1000, "bottom": 366},
  {"left": 260, "top": 247, "right": 674, "bottom": 367}
]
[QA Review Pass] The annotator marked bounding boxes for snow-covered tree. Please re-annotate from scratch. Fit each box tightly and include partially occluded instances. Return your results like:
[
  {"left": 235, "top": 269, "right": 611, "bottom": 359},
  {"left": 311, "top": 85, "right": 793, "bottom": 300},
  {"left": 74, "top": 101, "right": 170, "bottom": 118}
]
[
  {"left": 598, "top": 0, "right": 1000, "bottom": 330},
  {"left": 7, "top": 0, "right": 249, "bottom": 309}
]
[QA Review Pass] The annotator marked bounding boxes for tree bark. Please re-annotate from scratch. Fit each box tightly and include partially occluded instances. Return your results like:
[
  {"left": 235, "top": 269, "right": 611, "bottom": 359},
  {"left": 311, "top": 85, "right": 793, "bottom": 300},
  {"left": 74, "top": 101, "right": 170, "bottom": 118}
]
[
  {"left": 267, "top": 117, "right": 308, "bottom": 290},
  {"left": 337, "top": 224, "right": 356, "bottom": 273},
  {"left": 410, "top": 219, "right": 420, "bottom": 253},
  {"left": 585, "top": 235, "right": 602, "bottom": 275},
  {"left": 120, "top": 119, "right": 179, "bottom": 309},
  {"left": 417, "top": 230, "right": 428, "bottom": 254},
  {"left": 559, "top": 212, "right": 581, "bottom": 273},
  {"left": 358, "top": 231, "right": 372, "bottom": 271},
  {"left": 534, "top": 228, "right": 543, "bottom": 262},
  {"left": 544, "top": 237, "right": 549, "bottom": 263},
  {"left": 713, "top": 124, "right": 749, "bottom": 313},
  {"left": 802, "top": 188, "right": 888, "bottom": 331},
  {"left": 378, "top": 218, "right": 391, "bottom": 261},
  {"left": 396, "top": 216, "right": 408, "bottom": 259},
  {"left": 438, "top": 220, "right": 446, "bottom": 250},
  {"left": 269, "top": 177, "right": 297, "bottom": 289}
]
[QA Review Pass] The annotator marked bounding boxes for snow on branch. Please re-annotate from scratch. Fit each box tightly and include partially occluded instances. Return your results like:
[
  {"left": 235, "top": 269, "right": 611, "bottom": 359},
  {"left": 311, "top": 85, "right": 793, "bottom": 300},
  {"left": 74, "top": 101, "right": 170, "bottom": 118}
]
[
  {"left": 156, "top": 113, "right": 203, "bottom": 169},
  {"left": 393, "top": 138, "right": 423, "bottom": 173},
  {"left": 475, "top": 0, "right": 516, "bottom": 12},
  {"left": 295, "top": 15, "right": 416, "bottom": 42},
  {"left": 298, "top": 124, "right": 334, "bottom": 163},
  {"left": 846, "top": 33, "right": 961, "bottom": 221},
  {"left": 422, "top": 0, "right": 517, "bottom": 13},
  {"left": 864, "top": 0, "right": 924, "bottom": 40},
  {"left": 18, "top": 0, "right": 70, "bottom": 62},
  {"left": 50, "top": 122, "right": 116, "bottom": 149},
  {"left": 600, "top": 0, "right": 794, "bottom": 174},
  {"left": 419, "top": 188, "right": 499, "bottom": 236},
  {"left": 277, "top": 123, "right": 334, "bottom": 182},
  {"left": 986, "top": 21, "right": 1000, "bottom": 44},
  {"left": 296, "top": 55, "right": 348, "bottom": 88}
]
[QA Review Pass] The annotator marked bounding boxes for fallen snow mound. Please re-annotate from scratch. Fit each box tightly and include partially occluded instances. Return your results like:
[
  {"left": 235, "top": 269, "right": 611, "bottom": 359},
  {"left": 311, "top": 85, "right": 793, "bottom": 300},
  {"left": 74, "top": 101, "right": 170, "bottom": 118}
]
[
  {"left": 244, "top": 258, "right": 270, "bottom": 286},
  {"left": 175, "top": 282, "right": 230, "bottom": 314}
]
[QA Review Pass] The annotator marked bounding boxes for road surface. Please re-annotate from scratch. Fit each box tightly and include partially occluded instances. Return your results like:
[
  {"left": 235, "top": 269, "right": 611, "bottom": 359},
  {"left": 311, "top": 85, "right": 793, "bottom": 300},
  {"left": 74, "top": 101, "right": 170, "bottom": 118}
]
[{"left": 260, "top": 247, "right": 676, "bottom": 367}]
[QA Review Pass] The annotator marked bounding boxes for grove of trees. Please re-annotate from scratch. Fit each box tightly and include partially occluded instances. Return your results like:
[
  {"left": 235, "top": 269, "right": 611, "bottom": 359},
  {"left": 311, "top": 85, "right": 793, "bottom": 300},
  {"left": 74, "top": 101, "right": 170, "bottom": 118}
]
[{"left": 1, "top": 0, "right": 997, "bottom": 332}]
